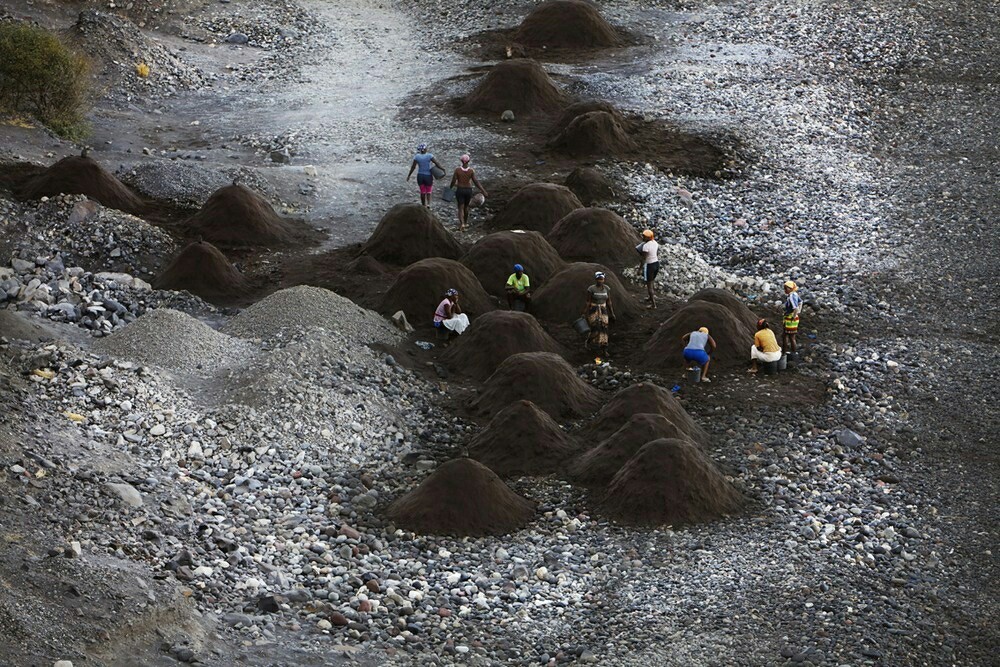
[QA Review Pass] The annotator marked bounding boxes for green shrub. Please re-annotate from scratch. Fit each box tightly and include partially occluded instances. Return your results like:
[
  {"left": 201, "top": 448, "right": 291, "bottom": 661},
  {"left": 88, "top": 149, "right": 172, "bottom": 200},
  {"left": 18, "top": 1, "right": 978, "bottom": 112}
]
[{"left": 0, "top": 21, "right": 91, "bottom": 138}]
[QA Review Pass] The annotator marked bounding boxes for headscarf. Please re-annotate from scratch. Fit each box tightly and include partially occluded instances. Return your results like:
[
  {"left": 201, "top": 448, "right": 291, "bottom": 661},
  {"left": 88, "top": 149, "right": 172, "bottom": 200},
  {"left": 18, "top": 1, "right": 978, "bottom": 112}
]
[
  {"left": 757, "top": 318, "right": 767, "bottom": 329},
  {"left": 642, "top": 229, "right": 654, "bottom": 239},
  {"left": 698, "top": 327, "right": 709, "bottom": 334},
  {"left": 445, "top": 288, "right": 458, "bottom": 297},
  {"left": 460, "top": 154, "right": 471, "bottom": 164},
  {"left": 784, "top": 280, "right": 798, "bottom": 291},
  {"left": 417, "top": 143, "right": 427, "bottom": 152},
  {"left": 594, "top": 271, "right": 606, "bottom": 280}
]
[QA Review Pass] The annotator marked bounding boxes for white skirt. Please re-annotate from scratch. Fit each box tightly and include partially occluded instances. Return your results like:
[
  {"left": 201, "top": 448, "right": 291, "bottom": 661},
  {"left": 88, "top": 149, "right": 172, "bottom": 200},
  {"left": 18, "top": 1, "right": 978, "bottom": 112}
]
[
  {"left": 750, "top": 345, "right": 782, "bottom": 363},
  {"left": 442, "top": 313, "right": 470, "bottom": 335}
]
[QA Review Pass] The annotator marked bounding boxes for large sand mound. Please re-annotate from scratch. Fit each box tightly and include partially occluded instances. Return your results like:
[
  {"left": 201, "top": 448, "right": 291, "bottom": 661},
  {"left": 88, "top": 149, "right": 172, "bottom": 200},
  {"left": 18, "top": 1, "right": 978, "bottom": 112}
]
[
  {"left": 461, "top": 230, "right": 566, "bottom": 299},
  {"left": 565, "top": 167, "right": 615, "bottom": 206},
  {"left": 570, "top": 413, "right": 695, "bottom": 486},
  {"left": 689, "top": 288, "right": 759, "bottom": 331},
  {"left": 381, "top": 258, "right": 495, "bottom": 322},
  {"left": 17, "top": 156, "right": 144, "bottom": 213},
  {"left": 577, "top": 381, "right": 709, "bottom": 446},
  {"left": 514, "top": 0, "right": 622, "bottom": 49},
  {"left": 547, "top": 110, "right": 637, "bottom": 158},
  {"left": 386, "top": 458, "right": 535, "bottom": 536},
  {"left": 554, "top": 100, "right": 626, "bottom": 132},
  {"left": 643, "top": 301, "right": 755, "bottom": 370},
  {"left": 489, "top": 183, "right": 583, "bottom": 234},
  {"left": 441, "top": 311, "right": 565, "bottom": 380},
  {"left": 546, "top": 207, "right": 638, "bottom": 267},
  {"left": 459, "top": 59, "right": 567, "bottom": 115},
  {"left": 362, "top": 203, "right": 464, "bottom": 266},
  {"left": 599, "top": 438, "right": 742, "bottom": 526},
  {"left": 184, "top": 184, "right": 304, "bottom": 246},
  {"left": 467, "top": 400, "right": 577, "bottom": 476},
  {"left": 471, "top": 352, "right": 602, "bottom": 420},
  {"left": 153, "top": 241, "right": 248, "bottom": 301},
  {"left": 532, "top": 263, "right": 639, "bottom": 324}
]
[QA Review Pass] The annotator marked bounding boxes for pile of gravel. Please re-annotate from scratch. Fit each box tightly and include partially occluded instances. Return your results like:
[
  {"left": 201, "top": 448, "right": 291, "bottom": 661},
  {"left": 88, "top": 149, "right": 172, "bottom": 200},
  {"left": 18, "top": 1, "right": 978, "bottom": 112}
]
[{"left": 117, "top": 162, "right": 276, "bottom": 209}]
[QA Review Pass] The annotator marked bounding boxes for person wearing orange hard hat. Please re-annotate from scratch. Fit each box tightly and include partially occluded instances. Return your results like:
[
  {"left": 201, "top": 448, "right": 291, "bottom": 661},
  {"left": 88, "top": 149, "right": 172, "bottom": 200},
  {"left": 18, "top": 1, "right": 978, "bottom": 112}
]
[{"left": 637, "top": 229, "right": 659, "bottom": 309}]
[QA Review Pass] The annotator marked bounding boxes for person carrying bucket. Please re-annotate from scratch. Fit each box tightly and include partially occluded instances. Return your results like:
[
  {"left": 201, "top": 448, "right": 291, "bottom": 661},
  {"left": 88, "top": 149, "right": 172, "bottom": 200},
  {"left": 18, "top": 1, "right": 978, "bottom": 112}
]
[
  {"left": 449, "top": 154, "right": 487, "bottom": 232},
  {"left": 637, "top": 229, "right": 660, "bottom": 309},
  {"left": 506, "top": 264, "right": 531, "bottom": 311},
  {"left": 407, "top": 143, "right": 444, "bottom": 208},
  {"left": 682, "top": 326, "right": 716, "bottom": 382},
  {"left": 782, "top": 280, "right": 803, "bottom": 355},
  {"left": 749, "top": 318, "right": 782, "bottom": 373}
]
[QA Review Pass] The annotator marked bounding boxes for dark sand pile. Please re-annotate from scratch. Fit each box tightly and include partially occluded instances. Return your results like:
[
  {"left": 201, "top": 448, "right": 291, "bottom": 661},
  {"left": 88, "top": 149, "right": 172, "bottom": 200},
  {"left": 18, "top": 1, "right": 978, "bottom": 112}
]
[
  {"left": 689, "top": 288, "right": 759, "bottom": 330},
  {"left": 514, "top": 0, "right": 622, "bottom": 49},
  {"left": 599, "top": 438, "right": 742, "bottom": 526},
  {"left": 460, "top": 230, "right": 566, "bottom": 298},
  {"left": 546, "top": 207, "right": 638, "bottom": 266},
  {"left": 570, "top": 413, "right": 695, "bottom": 486},
  {"left": 184, "top": 184, "right": 303, "bottom": 246},
  {"left": 467, "top": 400, "right": 578, "bottom": 476},
  {"left": 548, "top": 111, "right": 637, "bottom": 158},
  {"left": 554, "top": 100, "right": 626, "bottom": 132},
  {"left": 441, "top": 311, "right": 565, "bottom": 380},
  {"left": 460, "top": 59, "right": 568, "bottom": 115},
  {"left": 471, "top": 352, "right": 602, "bottom": 419},
  {"left": 386, "top": 458, "right": 535, "bottom": 536},
  {"left": 345, "top": 254, "right": 389, "bottom": 275},
  {"left": 381, "top": 258, "right": 495, "bottom": 321},
  {"left": 489, "top": 183, "right": 583, "bottom": 234},
  {"left": 643, "top": 301, "right": 756, "bottom": 370},
  {"left": 362, "top": 203, "right": 464, "bottom": 266},
  {"left": 578, "top": 381, "right": 709, "bottom": 446},
  {"left": 532, "top": 263, "right": 639, "bottom": 324},
  {"left": 153, "top": 241, "right": 248, "bottom": 301},
  {"left": 565, "top": 167, "right": 615, "bottom": 206},
  {"left": 17, "top": 156, "right": 144, "bottom": 213}
]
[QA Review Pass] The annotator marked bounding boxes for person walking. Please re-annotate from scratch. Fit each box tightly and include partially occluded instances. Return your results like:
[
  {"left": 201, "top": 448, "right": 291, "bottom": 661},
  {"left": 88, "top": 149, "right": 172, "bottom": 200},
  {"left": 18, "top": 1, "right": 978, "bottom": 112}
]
[
  {"left": 637, "top": 229, "right": 660, "bottom": 309},
  {"left": 449, "top": 154, "right": 487, "bottom": 232},
  {"left": 749, "top": 318, "right": 782, "bottom": 373},
  {"left": 782, "top": 280, "right": 803, "bottom": 355},
  {"left": 682, "top": 326, "right": 716, "bottom": 382},
  {"left": 582, "top": 271, "right": 615, "bottom": 357},
  {"left": 406, "top": 143, "right": 443, "bottom": 208},
  {"left": 505, "top": 264, "right": 531, "bottom": 311}
]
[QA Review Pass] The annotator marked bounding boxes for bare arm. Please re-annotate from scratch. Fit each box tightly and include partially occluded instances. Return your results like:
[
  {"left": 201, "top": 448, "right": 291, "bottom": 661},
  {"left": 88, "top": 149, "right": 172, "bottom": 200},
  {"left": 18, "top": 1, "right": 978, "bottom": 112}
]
[
  {"left": 708, "top": 335, "right": 717, "bottom": 352},
  {"left": 681, "top": 333, "right": 690, "bottom": 344},
  {"left": 449, "top": 170, "right": 458, "bottom": 189},
  {"left": 431, "top": 157, "right": 444, "bottom": 169},
  {"left": 607, "top": 294, "right": 615, "bottom": 320},
  {"left": 471, "top": 172, "right": 487, "bottom": 196},
  {"left": 407, "top": 160, "right": 417, "bottom": 180}
]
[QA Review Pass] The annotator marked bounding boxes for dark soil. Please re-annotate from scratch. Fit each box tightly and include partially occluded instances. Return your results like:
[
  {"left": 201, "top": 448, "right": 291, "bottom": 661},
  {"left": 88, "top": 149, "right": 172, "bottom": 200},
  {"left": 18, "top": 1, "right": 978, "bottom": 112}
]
[
  {"left": 546, "top": 207, "right": 639, "bottom": 267},
  {"left": 153, "top": 240, "right": 250, "bottom": 303},
  {"left": 532, "top": 262, "right": 640, "bottom": 325},
  {"left": 380, "top": 258, "right": 495, "bottom": 321},
  {"left": 458, "top": 59, "right": 568, "bottom": 116},
  {"left": 15, "top": 155, "right": 145, "bottom": 214},
  {"left": 385, "top": 458, "right": 535, "bottom": 536},
  {"left": 460, "top": 230, "right": 566, "bottom": 299},
  {"left": 184, "top": 184, "right": 317, "bottom": 247},
  {"left": 564, "top": 166, "right": 615, "bottom": 206},
  {"left": 514, "top": 0, "right": 623, "bottom": 50},
  {"left": 466, "top": 400, "right": 578, "bottom": 476},
  {"left": 469, "top": 351, "right": 602, "bottom": 420},
  {"left": 643, "top": 300, "right": 756, "bottom": 371},
  {"left": 361, "top": 203, "right": 464, "bottom": 267},
  {"left": 440, "top": 310, "right": 565, "bottom": 381},
  {"left": 487, "top": 182, "right": 583, "bottom": 234},
  {"left": 576, "top": 381, "right": 709, "bottom": 447},
  {"left": 688, "top": 288, "right": 761, "bottom": 331}
]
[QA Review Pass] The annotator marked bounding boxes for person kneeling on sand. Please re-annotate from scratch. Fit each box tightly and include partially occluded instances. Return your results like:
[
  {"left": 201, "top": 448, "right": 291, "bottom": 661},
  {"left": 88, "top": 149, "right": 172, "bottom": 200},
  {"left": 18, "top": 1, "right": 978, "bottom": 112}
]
[
  {"left": 749, "top": 318, "right": 782, "bottom": 373},
  {"left": 506, "top": 264, "right": 531, "bottom": 311},
  {"left": 449, "top": 154, "right": 487, "bottom": 232},
  {"left": 682, "top": 326, "right": 716, "bottom": 382},
  {"left": 433, "top": 288, "right": 470, "bottom": 345}
]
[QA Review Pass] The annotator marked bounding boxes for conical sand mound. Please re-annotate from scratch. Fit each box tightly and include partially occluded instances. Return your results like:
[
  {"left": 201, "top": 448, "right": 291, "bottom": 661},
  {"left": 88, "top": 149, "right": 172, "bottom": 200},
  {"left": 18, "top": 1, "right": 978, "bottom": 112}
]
[
  {"left": 514, "top": 0, "right": 622, "bottom": 49},
  {"left": 578, "top": 382, "right": 708, "bottom": 446},
  {"left": 441, "top": 311, "right": 565, "bottom": 380},
  {"left": 689, "top": 288, "right": 759, "bottom": 331},
  {"left": 461, "top": 230, "right": 566, "bottom": 299},
  {"left": 153, "top": 241, "right": 249, "bottom": 301},
  {"left": 460, "top": 59, "right": 568, "bottom": 115},
  {"left": 546, "top": 207, "right": 638, "bottom": 266},
  {"left": 362, "top": 203, "right": 464, "bottom": 266},
  {"left": 599, "top": 438, "right": 742, "bottom": 526},
  {"left": 468, "top": 400, "right": 578, "bottom": 476},
  {"left": 548, "top": 111, "right": 637, "bottom": 158},
  {"left": 570, "top": 413, "right": 694, "bottom": 486},
  {"left": 386, "top": 458, "right": 535, "bottom": 536},
  {"left": 565, "top": 167, "right": 614, "bottom": 206},
  {"left": 532, "top": 262, "right": 639, "bottom": 324},
  {"left": 471, "top": 352, "right": 601, "bottom": 420},
  {"left": 554, "top": 100, "right": 626, "bottom": 132},
  {"left": 489, "top": 183, "right": 583, "bottom": 234},
  {"left": 17, "top": 156, "right": 144, "bottom": 213},
  {"left": 184, "top": 184, "right": 302, "bottom": 246},
  {"left": 643, "top": 301, "right": 755, "bottom": 370},
  {"left": 381, "top": 258, "right": 495, "bottom": 321}
]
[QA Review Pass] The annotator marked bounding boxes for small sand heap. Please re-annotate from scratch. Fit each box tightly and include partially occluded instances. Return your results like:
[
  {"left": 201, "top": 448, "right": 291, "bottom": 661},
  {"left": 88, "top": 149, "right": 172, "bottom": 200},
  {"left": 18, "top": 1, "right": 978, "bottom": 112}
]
[
  {"left": 441, "top": 311, "right": 565, "bottom": 380},
  {"left": 386, "top": 458, "right": 535, "bottom": 536},
  {"left": 689, "top": 288, "right": 759, "bottom": 331},
  {"left": 153, "top": 241, "right": 248, "bottom": 301},
  {"left": 381, "top": 258, "right": 495, "bottom": 322},
  {"left": 578, "top": 382, "right": 708, "bottom": 446},
  {"left": 554, "top": 100, "right": 626, "bottom": 132},
  {"left": 489, "top": 183, "right": 583, "bottom": 234},
  {"left": 514, "top": 0, "right": 622, "bottom": 49},
  {"left": 467, "top": 400, "right": 577, "bottom": 476},
  {"left": 642, "top": 300, "right": 756, "bottom": 370},
  {"left": 599, "top": 438, "right": 742, "bottom": 526},
  {"left": 532, "top": 262, "right": 639, "bottom": 324},
  {"left": 548, "top": 111, "right": 636, "bottom": 158},
  {"left": 184, "top": 184, "right": 302, "bottom": 246},
  {"left": 546, "top": 207, "right": 638, "bottom": 266},
  {"left": 362, "top": 203, "right": 464, "bottom": 266},
  {"left": 461, "top": 230, "right": 566, "bottom": 298},
  {"left": 570, "top": 413, "right": 695, "bottom": 486},
  {"left": 17, "top": 156, "right": 144, "bottom": 213},
  {"left": 565, "top": 167, "right": 614, "bottom": 205},
  {"left": 471, "top": 352, "right": 602, "bottom": 419},
  {"left": 460, "top": 59, "right": 567, "bottom": 115}
]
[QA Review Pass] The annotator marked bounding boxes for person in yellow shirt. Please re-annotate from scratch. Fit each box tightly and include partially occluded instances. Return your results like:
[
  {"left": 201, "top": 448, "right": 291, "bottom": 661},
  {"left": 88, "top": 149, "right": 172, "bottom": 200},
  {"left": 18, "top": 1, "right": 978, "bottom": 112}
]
[
  {"left": 505, "top": 264, "right": 531, "bottom": 311},
  {"left": 749, "top": 318, "right": 782, "bottom": 373}
]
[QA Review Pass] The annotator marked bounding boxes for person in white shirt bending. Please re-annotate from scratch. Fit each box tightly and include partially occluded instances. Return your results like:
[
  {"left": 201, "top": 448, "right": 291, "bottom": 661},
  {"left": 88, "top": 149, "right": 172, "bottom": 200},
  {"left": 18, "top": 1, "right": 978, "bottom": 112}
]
[{"left": 637, "top": 229, "right": 660, "bottom": 309}]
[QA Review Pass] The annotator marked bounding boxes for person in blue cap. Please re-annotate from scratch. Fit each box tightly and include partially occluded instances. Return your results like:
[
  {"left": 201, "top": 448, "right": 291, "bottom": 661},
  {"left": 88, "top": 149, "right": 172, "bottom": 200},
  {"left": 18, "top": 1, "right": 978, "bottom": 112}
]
[
  {"left": 505, "top": 263, "right": 531, "bottom": 311},
  {"left": 406, "top": 143, "right": 444, "bottom": 208}
]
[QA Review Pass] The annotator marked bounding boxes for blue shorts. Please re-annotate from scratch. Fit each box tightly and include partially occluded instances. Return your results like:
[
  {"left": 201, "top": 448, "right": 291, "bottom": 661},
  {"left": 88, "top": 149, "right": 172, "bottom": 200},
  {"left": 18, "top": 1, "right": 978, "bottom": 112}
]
[{"left": 683, "top": 348, "right": 710, "bottom": 366}]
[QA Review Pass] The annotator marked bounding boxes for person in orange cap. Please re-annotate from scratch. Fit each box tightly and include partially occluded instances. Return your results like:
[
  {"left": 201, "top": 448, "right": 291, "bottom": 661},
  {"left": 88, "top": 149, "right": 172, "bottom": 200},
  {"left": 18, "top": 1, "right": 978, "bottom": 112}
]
[{"left": 637, "top": 229, "right": 659, "bottom": 309}]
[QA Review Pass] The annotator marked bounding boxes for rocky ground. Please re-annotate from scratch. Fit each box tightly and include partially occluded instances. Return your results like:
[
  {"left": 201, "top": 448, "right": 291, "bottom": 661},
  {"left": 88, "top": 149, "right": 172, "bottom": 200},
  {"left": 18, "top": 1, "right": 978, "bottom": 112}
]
[{"left": 1, "top": 1, "right": 997, "bottom": 666}]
